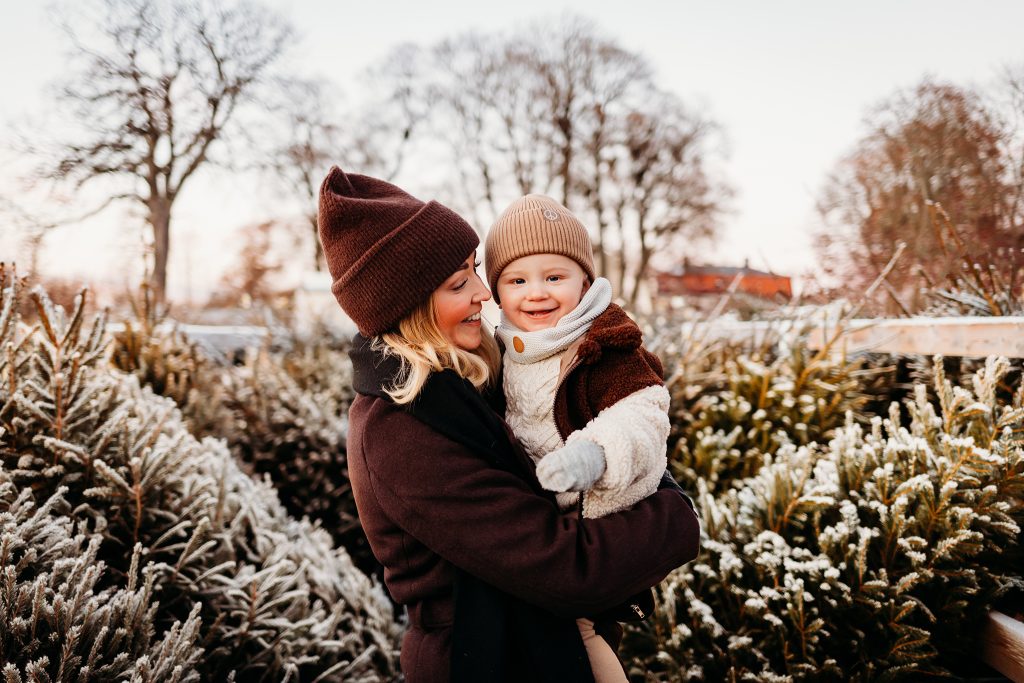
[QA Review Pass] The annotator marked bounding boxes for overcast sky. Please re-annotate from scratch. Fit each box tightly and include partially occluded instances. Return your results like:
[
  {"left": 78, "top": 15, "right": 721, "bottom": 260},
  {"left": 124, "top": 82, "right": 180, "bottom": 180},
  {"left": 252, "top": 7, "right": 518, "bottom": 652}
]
[{"left": 2, "top": 0, "right": 1023, "bottom": 302}]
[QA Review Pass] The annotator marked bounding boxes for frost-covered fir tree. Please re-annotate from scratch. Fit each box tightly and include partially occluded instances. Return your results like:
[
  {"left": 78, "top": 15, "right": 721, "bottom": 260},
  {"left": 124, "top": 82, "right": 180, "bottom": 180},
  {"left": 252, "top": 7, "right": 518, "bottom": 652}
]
[
  {"left": 0, "top": 484, "right": 204, "bottom": 682},
  {"left": 656, "top": 325, "right": 892, "bottom": 495},
  {"left": 0, "top": 266, "right": 402, "bottom": 681},
  {"left": 622, "top": 354, "right": 1024, "bottom": 681},
  {"left": 108, "top": 287, "right": 376, "bottom": 576}
]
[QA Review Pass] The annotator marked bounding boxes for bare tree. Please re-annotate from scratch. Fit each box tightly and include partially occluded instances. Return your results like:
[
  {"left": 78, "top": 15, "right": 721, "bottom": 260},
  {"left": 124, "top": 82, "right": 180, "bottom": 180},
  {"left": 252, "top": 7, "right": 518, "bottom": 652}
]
[
  {"left": 604, "top": 96, "right": 725, "bottom": 305},
  {"left": 42, "top": 0, "right": 291, "bottom": 301},
  {"left": 566, "top": 30, "right": 658, "bottom": 280},
  {"left": 530, "top": 16, "right": 651, "bottom": 207},
  {"left": 488, "top": 43, "right": 553, "bottom": 197},
  {"left": 268, "top": 54, "right": 423, "bottom": 272},
  {"left": 382, "top": 15, "right": 728, "bottom": 307},
  {"left": 816, "top": 79, "right": 1017, "bottom": 310},
  {"left": 426, "top": 35, "right": 510, "bottom": 224},
  {"left": 1002, "top": 63, "right": 1024, "bottom": 235},
  {"left": 267, "top": 80, "right": 341, "bottom": 272}
]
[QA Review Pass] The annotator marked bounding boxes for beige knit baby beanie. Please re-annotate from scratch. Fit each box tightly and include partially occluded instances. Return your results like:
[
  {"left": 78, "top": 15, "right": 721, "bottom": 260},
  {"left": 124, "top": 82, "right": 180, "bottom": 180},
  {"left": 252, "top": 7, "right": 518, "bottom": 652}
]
[{"left": 484, "top": 194, "right": 595, "bottom": 301}]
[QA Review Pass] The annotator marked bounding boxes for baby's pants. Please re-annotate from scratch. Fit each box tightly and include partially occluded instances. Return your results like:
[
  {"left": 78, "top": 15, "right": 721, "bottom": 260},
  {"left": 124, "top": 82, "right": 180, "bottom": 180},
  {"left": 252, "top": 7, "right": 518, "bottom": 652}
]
[{"left": 576, "top": 618, "right": 628, "bottom": 683}]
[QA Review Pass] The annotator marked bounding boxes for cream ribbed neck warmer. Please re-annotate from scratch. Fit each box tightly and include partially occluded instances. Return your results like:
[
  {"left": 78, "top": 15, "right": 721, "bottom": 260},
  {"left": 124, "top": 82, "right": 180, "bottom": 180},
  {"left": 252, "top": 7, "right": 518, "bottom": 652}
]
[{"left": 495, "top": 278, "right": 612, "bottom": 364}]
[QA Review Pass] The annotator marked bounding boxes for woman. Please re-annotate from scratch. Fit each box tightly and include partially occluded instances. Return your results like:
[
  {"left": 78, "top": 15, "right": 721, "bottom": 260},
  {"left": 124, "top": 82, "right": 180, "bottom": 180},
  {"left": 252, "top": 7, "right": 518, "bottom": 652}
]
[{"left": 318, "top": 166, "right": 700, "bottom": 683}]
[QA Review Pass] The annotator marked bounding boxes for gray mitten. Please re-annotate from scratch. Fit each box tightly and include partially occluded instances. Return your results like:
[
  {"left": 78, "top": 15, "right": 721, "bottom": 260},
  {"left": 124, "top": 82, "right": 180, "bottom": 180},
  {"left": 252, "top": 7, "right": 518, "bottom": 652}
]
[{"left": 536, "top": 440, "right": 606, "bottom": 493}]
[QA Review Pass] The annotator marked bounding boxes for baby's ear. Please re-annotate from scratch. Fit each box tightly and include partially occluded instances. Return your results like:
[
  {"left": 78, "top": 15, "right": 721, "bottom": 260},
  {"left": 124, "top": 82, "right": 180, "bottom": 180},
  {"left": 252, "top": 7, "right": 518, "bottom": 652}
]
[{"left": 580, "top": 278, "right": 592, "bottom": 298}]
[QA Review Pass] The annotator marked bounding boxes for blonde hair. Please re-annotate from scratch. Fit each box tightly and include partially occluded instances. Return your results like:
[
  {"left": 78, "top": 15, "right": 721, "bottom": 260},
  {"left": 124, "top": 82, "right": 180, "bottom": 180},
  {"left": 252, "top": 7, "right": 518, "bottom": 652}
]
[{"left": 375, "top": 297, "right": 500, "bottom": 405}]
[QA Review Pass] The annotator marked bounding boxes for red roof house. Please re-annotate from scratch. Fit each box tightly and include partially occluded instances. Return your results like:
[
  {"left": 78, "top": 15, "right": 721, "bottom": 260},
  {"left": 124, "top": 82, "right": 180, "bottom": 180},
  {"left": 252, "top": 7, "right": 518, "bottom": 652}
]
[{"left": 654, "top": 259, "right": 792, "bottom": 300}]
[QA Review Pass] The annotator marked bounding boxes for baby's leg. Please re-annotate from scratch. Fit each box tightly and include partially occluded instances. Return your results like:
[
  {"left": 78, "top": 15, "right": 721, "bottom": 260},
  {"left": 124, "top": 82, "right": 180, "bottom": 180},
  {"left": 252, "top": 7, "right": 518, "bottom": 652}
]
[{"left": 576, "top": 618, "right": 628, "bottom": 683}]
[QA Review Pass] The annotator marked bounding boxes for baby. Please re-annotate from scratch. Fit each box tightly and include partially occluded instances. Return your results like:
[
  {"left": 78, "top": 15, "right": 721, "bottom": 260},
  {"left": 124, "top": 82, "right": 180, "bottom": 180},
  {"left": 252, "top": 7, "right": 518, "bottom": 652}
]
[{"left": 485, "top": 194, "right": 671, "bottom": 682}]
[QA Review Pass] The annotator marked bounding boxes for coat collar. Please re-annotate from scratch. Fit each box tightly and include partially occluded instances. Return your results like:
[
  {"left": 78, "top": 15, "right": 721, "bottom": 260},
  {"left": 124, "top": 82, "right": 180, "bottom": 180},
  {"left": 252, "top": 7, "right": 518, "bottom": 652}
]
[
  {"left": 350, "top": 333, "right": 402, "bottom": 398},
  {"left": 575, "top": 303, "right": 644, "bottom": 365}
]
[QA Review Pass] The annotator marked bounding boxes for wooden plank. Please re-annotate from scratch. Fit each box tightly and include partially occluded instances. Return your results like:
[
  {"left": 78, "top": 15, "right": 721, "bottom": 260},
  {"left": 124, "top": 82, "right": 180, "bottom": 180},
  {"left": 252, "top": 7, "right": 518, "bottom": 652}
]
[
  {"left": 809, "top": 317, "right": 1024, "bottom": 358},
  {"left": 981, "top": 610, "right": 1024, "bottom": 683},
  {"left": 683, "top": 316, "right": 1024, "bottom": 358}
]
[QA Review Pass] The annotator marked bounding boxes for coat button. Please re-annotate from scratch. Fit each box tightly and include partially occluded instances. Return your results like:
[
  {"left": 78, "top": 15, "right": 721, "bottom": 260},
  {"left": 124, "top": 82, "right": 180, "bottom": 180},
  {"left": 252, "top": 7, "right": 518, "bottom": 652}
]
[{"left": 513, "top": 336, "right": 525, "bottom": 353}]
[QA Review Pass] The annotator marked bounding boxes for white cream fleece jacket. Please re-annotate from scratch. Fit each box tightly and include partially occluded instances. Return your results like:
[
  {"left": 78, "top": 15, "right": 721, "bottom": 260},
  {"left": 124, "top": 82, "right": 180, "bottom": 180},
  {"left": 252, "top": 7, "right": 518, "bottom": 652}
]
[{"left": 503, "top": 352, "right": 670, "bottom": 519}]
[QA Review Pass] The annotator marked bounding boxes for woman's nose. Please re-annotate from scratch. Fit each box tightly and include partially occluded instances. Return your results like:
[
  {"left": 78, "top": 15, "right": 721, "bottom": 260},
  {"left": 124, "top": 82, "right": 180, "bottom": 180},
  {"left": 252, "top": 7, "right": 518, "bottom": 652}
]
[{"left": 473, "top": 274, "right": 491, "bottom": 302}]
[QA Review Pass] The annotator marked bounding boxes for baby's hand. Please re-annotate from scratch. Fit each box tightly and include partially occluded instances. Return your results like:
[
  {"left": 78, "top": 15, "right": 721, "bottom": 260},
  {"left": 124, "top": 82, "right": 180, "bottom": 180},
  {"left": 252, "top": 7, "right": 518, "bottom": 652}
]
[{"left": 536, "top": 440, "right": 606, "bottom": 492}]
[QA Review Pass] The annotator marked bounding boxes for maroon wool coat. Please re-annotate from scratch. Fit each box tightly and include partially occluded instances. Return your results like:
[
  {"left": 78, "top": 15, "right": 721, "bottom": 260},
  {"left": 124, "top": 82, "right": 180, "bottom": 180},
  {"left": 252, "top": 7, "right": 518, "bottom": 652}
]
[{"left": 347, "top": 337, "right": 700, "bottom": 682}]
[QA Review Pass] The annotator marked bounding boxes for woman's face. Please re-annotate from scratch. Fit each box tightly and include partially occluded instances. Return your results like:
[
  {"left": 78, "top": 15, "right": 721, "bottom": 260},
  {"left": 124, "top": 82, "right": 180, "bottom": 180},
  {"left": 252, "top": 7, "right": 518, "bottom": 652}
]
[{"left": 433, "top": 251, "right": 491, "bottom": 350}]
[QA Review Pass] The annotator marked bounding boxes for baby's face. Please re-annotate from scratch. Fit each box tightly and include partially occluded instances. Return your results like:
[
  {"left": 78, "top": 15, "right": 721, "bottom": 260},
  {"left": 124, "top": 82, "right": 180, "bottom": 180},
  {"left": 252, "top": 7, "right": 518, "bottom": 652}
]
[{"left": 496, "top": 253, "right": 590, "bottom": 332}]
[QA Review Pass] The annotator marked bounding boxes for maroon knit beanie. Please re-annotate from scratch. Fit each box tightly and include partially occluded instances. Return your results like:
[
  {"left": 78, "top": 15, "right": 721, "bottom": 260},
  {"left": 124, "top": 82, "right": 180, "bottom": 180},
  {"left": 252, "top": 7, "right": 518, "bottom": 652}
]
[{"left": 317, "top": 166, "right": 480, "bottom": 337}]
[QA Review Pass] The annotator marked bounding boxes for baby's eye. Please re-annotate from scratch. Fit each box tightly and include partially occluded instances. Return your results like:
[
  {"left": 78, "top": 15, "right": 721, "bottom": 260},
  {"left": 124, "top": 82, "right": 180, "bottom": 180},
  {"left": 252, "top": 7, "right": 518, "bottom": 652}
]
[
  {"left": 509, "top": 278, "right": 525, "bottom": 285},
  {"left": 546, "top": 275, "right": 562, "bottom": 282}
]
